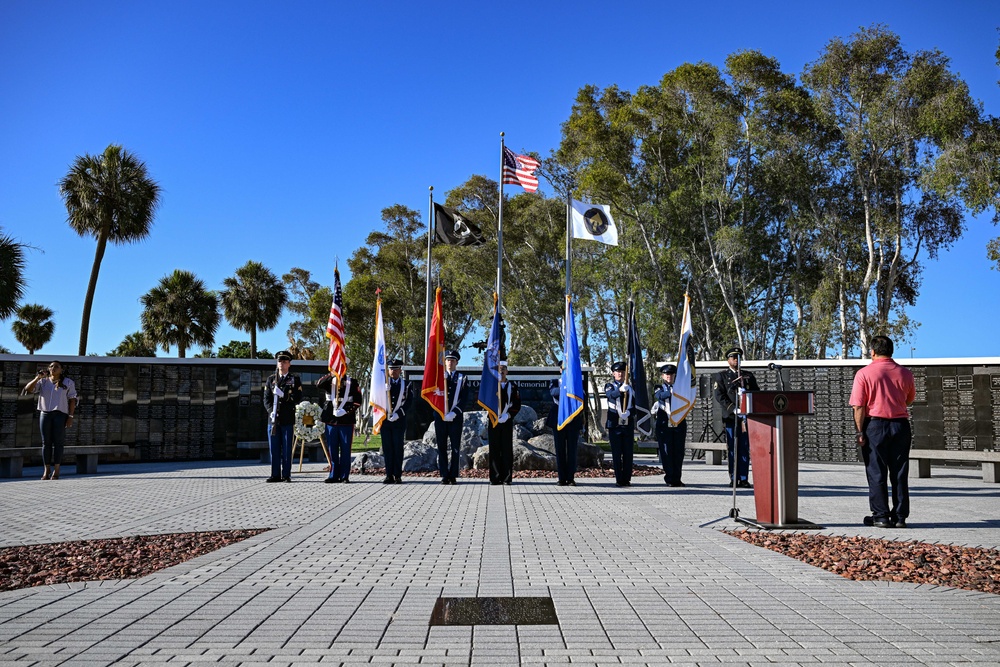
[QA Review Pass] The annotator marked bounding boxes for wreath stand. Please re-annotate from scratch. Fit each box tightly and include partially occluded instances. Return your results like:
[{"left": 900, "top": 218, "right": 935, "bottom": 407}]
[{"left": 292, "top": 406, "right": 332, "bottom": 472}]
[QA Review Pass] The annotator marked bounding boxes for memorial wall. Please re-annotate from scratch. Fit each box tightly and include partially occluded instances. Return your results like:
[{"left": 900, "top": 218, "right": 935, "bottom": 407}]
[{"left": 2, "top": 355, "right": 998, "bottom": 465}]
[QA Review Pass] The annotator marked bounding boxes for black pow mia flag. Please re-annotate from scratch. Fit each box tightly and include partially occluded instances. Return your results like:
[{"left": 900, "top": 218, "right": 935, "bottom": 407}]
[{"left": 434, "top": 203, "right": 485, "bottom": 246}]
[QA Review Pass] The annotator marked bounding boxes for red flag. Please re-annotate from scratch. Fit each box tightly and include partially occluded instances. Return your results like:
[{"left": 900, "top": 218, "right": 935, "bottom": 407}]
[
  {"left": 421, "top": 287, "right": 447, "bottom": 419},
  {"left": 326, "top": 267, "right": 347, "bottom": 379},
  {"left": 502, "top": 146, "right": 540, "bottom": 193}
]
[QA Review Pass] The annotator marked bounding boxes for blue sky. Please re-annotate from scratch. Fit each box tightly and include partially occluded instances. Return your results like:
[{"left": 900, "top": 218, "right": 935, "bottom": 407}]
[{"left": 1, "top": 0, "right": 998, "bottom": 359}]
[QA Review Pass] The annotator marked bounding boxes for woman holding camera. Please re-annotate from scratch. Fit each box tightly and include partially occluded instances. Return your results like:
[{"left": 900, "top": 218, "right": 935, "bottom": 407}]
[{"left": 23, "top": 361, "right": 77, "bottom": 480}]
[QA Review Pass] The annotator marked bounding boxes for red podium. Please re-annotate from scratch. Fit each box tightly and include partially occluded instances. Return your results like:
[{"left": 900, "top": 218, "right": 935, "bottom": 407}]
[{"left": 738, "top": 391, "right": 821, "bottom": 529}]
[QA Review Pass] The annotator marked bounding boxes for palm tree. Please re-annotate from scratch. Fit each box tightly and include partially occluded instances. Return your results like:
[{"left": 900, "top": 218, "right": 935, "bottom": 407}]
[
  {"left": 59, "top": 144, "right": 161, "bottom": 355},
  {"left": 220, "top": 261, "right": 288, "bottom": 359},
  {"left": 140, "top": 270, "right": 220, "bottom": 358},
  {"left": 11, "top": 304, "right": 54, "bottom": 355},
  {"left": 107, "top": 331, "right": 157, "bottom": 357},
  {"left": 0, "top": 229, "right": 27, "bottom": 320}
]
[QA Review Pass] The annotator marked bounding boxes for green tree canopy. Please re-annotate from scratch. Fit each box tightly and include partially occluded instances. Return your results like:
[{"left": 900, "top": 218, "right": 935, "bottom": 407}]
[
  {"left": 140, "top": 270, "right": 220, "bottom": 358},
  {"left": 11, "top": 304, "right": 54, "bottom": 355},
  {"left": 220, "top": 261, "right": 287, "bottom": 359},
  {"left": 107, "top": 332, "right": 157, "bottom": 357}
]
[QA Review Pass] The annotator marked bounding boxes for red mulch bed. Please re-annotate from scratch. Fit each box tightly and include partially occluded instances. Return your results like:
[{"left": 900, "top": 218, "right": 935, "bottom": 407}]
[
  {"left": 727, "top": 530, "right": 1000, "bottom": 595},
  {"left": 0, "top": 529, "right": 269, "bottom": 593}
]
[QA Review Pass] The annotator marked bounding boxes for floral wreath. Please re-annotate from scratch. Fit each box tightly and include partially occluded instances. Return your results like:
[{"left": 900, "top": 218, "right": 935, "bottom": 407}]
[{"left": 294, "top": 401, "right": 325, "bottom": 441}]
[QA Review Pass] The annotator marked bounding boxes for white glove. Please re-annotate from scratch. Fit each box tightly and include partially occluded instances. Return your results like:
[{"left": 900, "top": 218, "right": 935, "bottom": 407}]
[
  {"left": 443, "top": 411, "right": 455, "bottom": 422},
  {"left": 388, "top": 413, "right": 399, "bottom": 422},
  {"left": 334, "top": 408, "right": 347, "bottom": 418},
  {"left": 498, "top": 414, "right": 509, "bottom": 424},
  {"left": 274, "top": 386, "right": 285, "bottom": 398},
  {"left": 620, "top": 384, "right": 631, "bottom": 392},
  {"left": 620, "top": 410, "right": 630, "bottom": 420}
]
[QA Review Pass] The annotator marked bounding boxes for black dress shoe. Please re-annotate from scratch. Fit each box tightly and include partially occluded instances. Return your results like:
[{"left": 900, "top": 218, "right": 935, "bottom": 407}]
[
  {"left": 383, "top": 477, "right": 393, "bottom": 484},
  {"left": 324, "top": 477, "right": 339, "bottom": 484},
  {"left": 736, "top": 480, "right": 753, "bottom": 489},
  {"left": 282, "top": 477, "right": 291, "bottom": 483},
  {"left": 394, "top": 477, "right": 403, "bottom": 484},
  {"left": 674, "top": 481, "right": 686, "bottom": 487},
  {"left": 894, "top": 519, "right": 907, "bottom": 528},
  {"left": 863, "top": 515, "right": 875, "bottom": 526},
  {"left": 503, "top": 481, "right": 512, "bottom": 485},
  {"left": 440, "top": 478, "right": 450, "bottom": 485},
  {"left": 491, "top": 481, "right": 502, "bottom": 486},
  {"left": 567, "top": 480, "right": 576, "bottom": 486},
  {"left": 341, "top": 478, "right": 350, "bottom": 483},
  {"left": 265, "top": 477, "right": 280, "bottom": 483},
  {"left": 873, "top": 518, "right": 893, "bottom": 528}
]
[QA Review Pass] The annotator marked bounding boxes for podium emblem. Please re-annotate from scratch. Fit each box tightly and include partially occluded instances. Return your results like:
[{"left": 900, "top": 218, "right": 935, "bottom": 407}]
[{"left": 773, "top": 394, "right": 788, "bottom": 412}]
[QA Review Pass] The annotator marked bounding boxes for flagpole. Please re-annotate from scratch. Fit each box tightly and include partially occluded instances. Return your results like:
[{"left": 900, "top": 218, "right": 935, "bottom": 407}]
[
  {"left": 497, "top": 132, "right": 505, "bottom": 315},
  {"left": 565, "top": 193, "right": 572, "bottom": 299},
  {"left": 425, "top": 186, "right": 434, "bottom": 360}
]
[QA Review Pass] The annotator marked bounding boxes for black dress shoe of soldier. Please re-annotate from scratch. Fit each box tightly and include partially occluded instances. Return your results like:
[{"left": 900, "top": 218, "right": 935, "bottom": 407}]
[
  {"left": 873, "top": 518, "right": 893, "bottom": 528},
  {"left": 324, "top": 477, "right": 339, "bottom": 484},
  {"left": 265, "top": 477, "right": 280, "bottom": 483}
]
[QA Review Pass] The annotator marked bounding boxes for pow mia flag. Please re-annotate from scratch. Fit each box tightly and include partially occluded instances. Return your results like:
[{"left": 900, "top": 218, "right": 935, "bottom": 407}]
[
  {"left": 570, "top": 199, "right": 618, "bottom": 246},
  {"left": 434, "top": 203, "right": 485, "bottom": 246}
]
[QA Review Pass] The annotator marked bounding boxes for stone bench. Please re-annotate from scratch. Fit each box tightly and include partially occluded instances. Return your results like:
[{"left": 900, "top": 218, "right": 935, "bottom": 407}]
[
  {"left": 910, "top": 449, "right": 1000, "bottom": 483},
  {"left": 636, "top": 441, "right": 728, "bottom": 465},
  {"left": 0, "top": 445, "right": 130, "bottom": 478}
]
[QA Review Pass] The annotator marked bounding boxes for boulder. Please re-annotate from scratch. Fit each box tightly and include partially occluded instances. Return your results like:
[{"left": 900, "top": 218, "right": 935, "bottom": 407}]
[
  {"left": 515, "top": 424, "right": 533, "bottom": 442},
  {"left": 472, "top": 445, "right": 489, "bottom": 469},
  {"left": 401, "top": 441, "right": 438, "bottom": 472},
  {"left": 513, "top": 405, "right": 537, "bottom": 425},
  {"left": 351, "top": 451, "right": 384, "bottom": 472},
  {"left": 513, "top": 441, "right": 557, "bottom": 471},
  {"left": 532, "top": 418, "right": 552, "bottom": 436},
  {"left": 528, "top": 434, "right": 555, "bottom": 455},
  {"left": 577, "top": 441, "right": 604, "bottom": 468}
]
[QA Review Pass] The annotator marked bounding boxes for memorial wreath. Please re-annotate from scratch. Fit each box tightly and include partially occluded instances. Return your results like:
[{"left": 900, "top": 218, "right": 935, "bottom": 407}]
[{"left": 294, "top": 401, "right": 325, "bottom": 441}]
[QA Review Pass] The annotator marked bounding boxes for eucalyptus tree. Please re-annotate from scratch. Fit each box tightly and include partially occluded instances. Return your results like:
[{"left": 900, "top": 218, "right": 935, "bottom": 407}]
[
  {"left": 11, "top": 304, "right": 54, "bottom": 355},
  {"left": 220, "top": 261, "right": 287, "bottom": 359},
  {"left": 140, "top": 270, "right": 219, "bottom": 358},
  {"left": 107, "top": 332, "right": 157, "bottom": 357},
  {"left": 0, "top": 229, "right": 27, "bottom": 320},
  {"left": 59, "top": 144, "right": 161, "bottom": 355}
]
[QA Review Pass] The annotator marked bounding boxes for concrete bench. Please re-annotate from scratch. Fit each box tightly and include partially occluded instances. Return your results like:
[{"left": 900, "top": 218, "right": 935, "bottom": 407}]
[
  {"left": 636, "top": 441, "right": 728, "bottom": 465},
  {"left": 910, "top": 449, "right": 1000, "bottom": 483},
  {"left": 0, "top": 445, "right": 130, "bottom": 478}
]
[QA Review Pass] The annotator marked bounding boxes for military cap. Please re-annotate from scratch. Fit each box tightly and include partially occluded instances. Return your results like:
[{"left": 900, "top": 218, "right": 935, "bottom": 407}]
[
  {"left": 275, "top": 350, "right": 292, "bottom": 361},
  {"left": 725, "top": 346, "right": 744, "bottom": 358},
  {"left": 388, "top": 358, "right": 403, "bottom": 369},
  {"left": 445, "top": 349, "right": 461, "bottom": 361},
  {"left": 610, "top": 361, "right": 626, "bottom": 372},
  {"left": 660, "top": 363, "right": 677, "bottom": 374},
  {"left": 499, "top": 360, "right": 508, "bottom": 367}
]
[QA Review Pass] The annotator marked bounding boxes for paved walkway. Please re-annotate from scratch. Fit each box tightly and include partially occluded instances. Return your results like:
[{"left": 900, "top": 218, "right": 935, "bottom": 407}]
[{"left": 1, "top": 457, "right": 999, "bottom": 666}]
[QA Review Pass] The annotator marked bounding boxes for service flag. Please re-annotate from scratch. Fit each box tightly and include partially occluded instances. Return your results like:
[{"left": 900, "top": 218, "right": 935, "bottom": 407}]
[
  {"left": 421, "top": 287, "right": 447, "bottom": 419},
  {"left": 502, "top": 146, "right": 540, "bottom": 193},
  {"left": 670, "top": 294, "right": 697, "bottom": 427},
  {"left": 369, "top": 295, "right": 389, "bottom": 435},
  {"left": 570, "top": 199, "right": 618, "bottom": 246},
  {"left": 558, "top": 297, "right": 585, "bottom": 430},
  {"left": 326, "top": 267, "right": 347, "bottom": 379},
  {"left": 627, "top": 301, "right": 652, "bottom": 439},
  {"left": 434, "top": 203, "right": 485, "bottom": 246},
  {"left": 477, "top": 304, "right": 503, "bottom": 426}
]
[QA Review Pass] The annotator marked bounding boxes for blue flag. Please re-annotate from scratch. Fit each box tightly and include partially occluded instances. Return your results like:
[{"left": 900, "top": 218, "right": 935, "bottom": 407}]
[
  {"left": 477, "top": 306, "right": 503, "bottom": 426},
  {"left": 627, "top": 300, "right": 652, "bottom": 438},
  {"left": 558, "top": 298, "right": 585, "bottom": 429}
]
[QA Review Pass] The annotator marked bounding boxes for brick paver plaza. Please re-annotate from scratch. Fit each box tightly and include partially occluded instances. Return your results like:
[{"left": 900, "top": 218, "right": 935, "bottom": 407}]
[{"left": 1, "top": 457, "right": 999, "bottom": 666}]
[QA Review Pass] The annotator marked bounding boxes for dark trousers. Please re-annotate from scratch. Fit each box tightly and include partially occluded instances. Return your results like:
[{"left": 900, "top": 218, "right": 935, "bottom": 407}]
[
  {"left": 268, "top": 423, "right": 293, "bottom": 479},
  {"left": 326, "top": 424, "right": 354, "bottom": 481},
  {"left": 608, "top": 426, "right": 634, "bottom": 485},
  {"left": 554, "top": 424, "right": 580, "bottom": 483},
  {"left": 434, "top": 415, "right": 463, "bottom": 480},
  {"left": 862, "top": 418, "right": 912, "bottom": 521},
  {"left": 724, "top": 419, "right": 750, "bottom": 482},
  {"left": 657, "top": 420, "right": 687, "bottom": 484},
  {"left": 488, "top": 421, "right": 514, "bottom": 484},
  {"left": 381, "top": 420, "right": 406, "bottom": 480},
  {"left": 39, "top": 410, "right": 68, "bottom": 465}
]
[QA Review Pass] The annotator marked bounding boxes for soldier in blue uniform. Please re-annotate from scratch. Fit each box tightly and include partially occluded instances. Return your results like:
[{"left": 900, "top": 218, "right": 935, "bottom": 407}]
[
  {"left": 381, "top": 358, "right": 413, "bottom": 484},
  {"left": 263, "top": 350, "right": 303, "bottom": 483},
  {"left": 434, "top": 350, "right": 468, "bottom": 484},
  {"left": 713, "top": 346, "right": 759, "bottom": 488},
  {"left": 604, "top": 361, "right": 634, "bottom": 487},
  {"left": 654, "top": 363, "right": 687, "bottom": 486},
  {"left": 547, "top": 362, "right": 585, "bottom": 486},
  {"left": 488, "top": 360, "right": 521, "bottom": 485},
  {"left": 318, "top": 372, "right": 363, "bottom": 483}
]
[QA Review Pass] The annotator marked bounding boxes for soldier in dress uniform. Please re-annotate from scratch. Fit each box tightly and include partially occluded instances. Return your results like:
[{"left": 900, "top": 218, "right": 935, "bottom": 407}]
[
  {"left": 654, "top": 364, "right": 687, "bottom": 487},
  {"left": 488, "top": 360, "right": 521, "bottom": 485},
  {"left": 547, "top": 362, "right": 585, "bottom": 486},
  {"left": 317, "top": 372, "right": 363, "bottom": 483},
  {"left": 713, "top": 346, "right": 759, "bottom": 488},
  {"left": 381, "top": 358, "right": 413, "bottom": 484},
  {"left": 263, "top": 350, "right": 303, "bottom": 483},
  {"left": 434, "top": 350, "right": 468, "bottom": 484},
  {"left": 604, "top": 361, "right": 634, "bottom": 487}
]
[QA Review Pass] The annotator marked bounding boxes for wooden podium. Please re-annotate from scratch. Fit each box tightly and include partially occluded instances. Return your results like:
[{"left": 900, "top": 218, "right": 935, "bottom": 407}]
[{"left": 737, "top": 391, "right": 822, "bottom": 529}]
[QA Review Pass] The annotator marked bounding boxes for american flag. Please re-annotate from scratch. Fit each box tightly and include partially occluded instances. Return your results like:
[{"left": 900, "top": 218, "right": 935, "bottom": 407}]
[
  {"left": 502, "top": 146, "right": 540, "bottom": 193},
  {"left": 326, "top": 267, "right": 347, "bottom": 379}
]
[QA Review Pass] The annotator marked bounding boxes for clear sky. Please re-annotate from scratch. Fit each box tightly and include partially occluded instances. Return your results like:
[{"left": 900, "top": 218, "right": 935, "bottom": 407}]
[{"left": 1, "top": 0, "right": 998, "bottom": 360}]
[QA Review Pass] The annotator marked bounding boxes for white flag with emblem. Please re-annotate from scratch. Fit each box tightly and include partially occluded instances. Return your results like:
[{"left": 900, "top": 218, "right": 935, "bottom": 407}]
[
  {"left": 570, "top": 199, "right": 618, "bottom": 246},
  {"left": 670, "top": 294, "right": 697, "bottom": 426},
  {"left": 369, "top": 296, "right": 389, "bottom": 434}
]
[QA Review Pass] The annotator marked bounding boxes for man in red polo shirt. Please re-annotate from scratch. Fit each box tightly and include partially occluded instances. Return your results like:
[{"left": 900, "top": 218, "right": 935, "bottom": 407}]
[{"left": 849, "top": 335, "right": 916, "bottom": 528}]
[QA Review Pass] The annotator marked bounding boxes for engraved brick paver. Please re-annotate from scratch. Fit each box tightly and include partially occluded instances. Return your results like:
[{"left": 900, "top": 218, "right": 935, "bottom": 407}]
[{"left": 1, "top": 458, "right": 999, "bottom": 666}]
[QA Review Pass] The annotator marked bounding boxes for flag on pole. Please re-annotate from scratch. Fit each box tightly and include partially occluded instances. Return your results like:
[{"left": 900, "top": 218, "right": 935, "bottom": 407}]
[
  {"left": 670, "top": 294, "right": 697, "bottom": 426},
  {"left": 434, "top": 203, "right": 485, "bottom": 246},
  {"left": 558, "top": 297, "right": 585, "bottom": 430},
  {"left": 369, "top": 295, "right": 389, "bottom": 435},
  {"left": 627, "top": 301, "right": 652, "bottom": 438},
  {"left": 502, "top": 146, "right": 540, "bottom": 193},
  {"left": 421, "top": 287, "right": 447, "bottom": 419},
  {"left": 570, "top": 199, "right": 618, "bottom": 246},
  {"left": 326, "top": 267, "right": 347, "bottom": 379},
  {"left": 477, "top": 302, "right": 503, "bottom": 426}
]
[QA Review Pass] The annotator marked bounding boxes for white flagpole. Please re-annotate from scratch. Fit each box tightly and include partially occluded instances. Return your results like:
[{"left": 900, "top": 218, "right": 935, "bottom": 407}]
[
  {"left": 425, "top": 186, "right": 433, "bottom": 358},
  {"left": 498, "top": 132, "right": 505, "bottom": 315}
]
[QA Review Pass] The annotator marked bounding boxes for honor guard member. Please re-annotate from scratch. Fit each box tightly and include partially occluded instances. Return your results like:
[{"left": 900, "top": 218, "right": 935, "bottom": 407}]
[
  {"left": 382, "top": 358, "right": 413, "bottom": 484},
  {"left": 263, "top": 350, "right": 303, "bottom": 483},
  {"left": 547, "top": 362, "right": 585, "bottom": 486},
  {"left": 654, "top": 364, "right": 687, "bottom": 486},
  {"left": 488, "top": 360, "right": 521, "bottom": 485},
  {"left": 434, "top": 350, "right": 468, "bottom": 484},
  {"left": 604, "top": 361, "right": 635, "bottom": 487},
  {"left": 318, "top": 372, "right": 363, "bottom": 483},
  {"left": 714, "top": 346, "right": 759, "bottom": 488}
]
